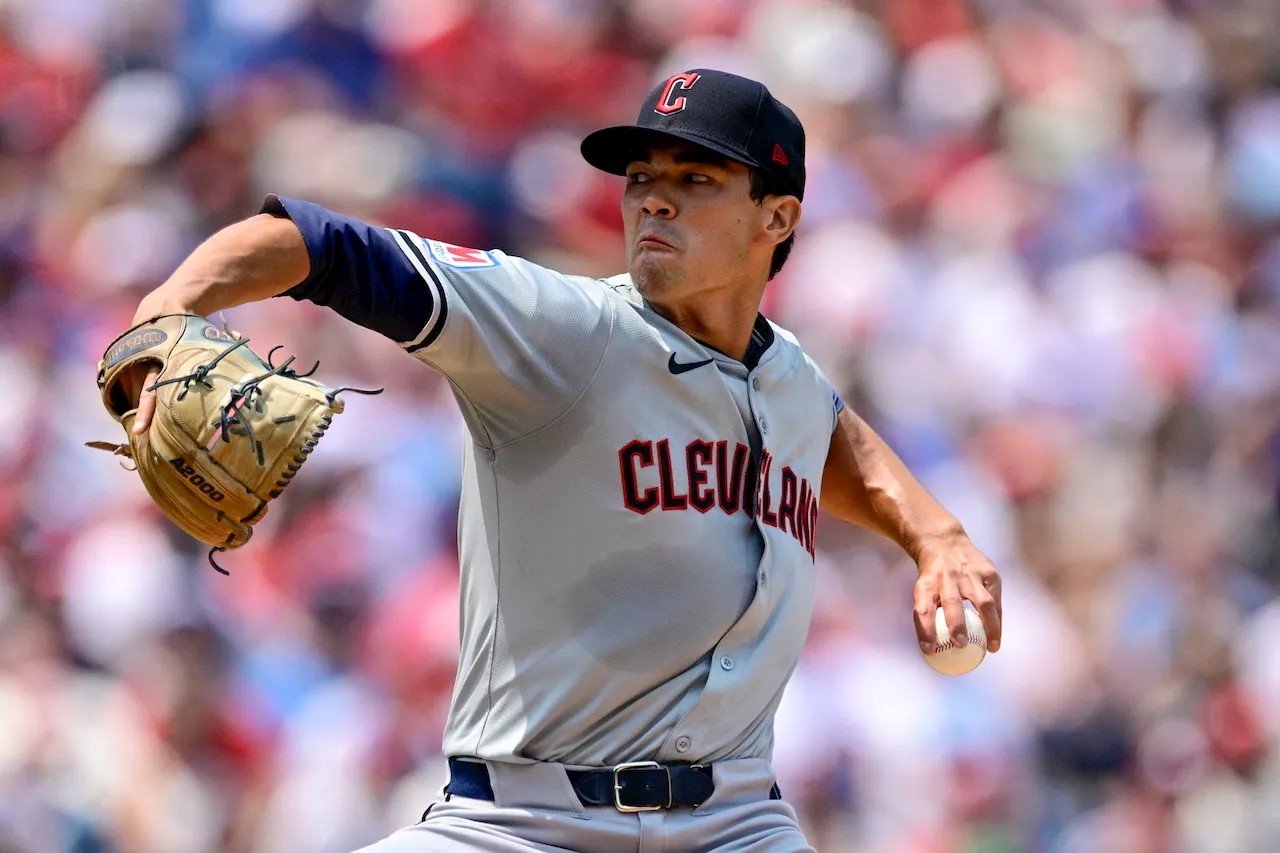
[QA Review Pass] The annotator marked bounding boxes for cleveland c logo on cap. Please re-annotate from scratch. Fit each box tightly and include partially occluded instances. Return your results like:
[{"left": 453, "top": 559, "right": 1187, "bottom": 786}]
[{"left": 654, "top": 72, "right": 700, "bottom": 115}]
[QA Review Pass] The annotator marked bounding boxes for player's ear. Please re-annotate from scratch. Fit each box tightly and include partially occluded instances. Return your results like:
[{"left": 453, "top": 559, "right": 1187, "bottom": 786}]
[{"left": 762, "top": 196, "right": 800, "bottom": 247}]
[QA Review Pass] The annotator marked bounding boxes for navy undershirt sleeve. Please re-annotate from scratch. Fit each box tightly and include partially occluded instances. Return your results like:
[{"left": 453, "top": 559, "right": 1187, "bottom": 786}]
[{"left": 261, "top": 194, "right": 435, "bottom": 344}]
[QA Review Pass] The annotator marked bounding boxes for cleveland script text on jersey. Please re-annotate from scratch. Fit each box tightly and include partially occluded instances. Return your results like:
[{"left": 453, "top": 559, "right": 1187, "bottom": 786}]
[{"left": 617, "top": 438, "right": 819, "bottom": 558}]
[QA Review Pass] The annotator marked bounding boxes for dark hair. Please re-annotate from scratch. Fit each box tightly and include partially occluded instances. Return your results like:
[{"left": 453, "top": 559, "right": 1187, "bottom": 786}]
[{"left": 748, "top": 169, "right": 796, "bottom": 280}]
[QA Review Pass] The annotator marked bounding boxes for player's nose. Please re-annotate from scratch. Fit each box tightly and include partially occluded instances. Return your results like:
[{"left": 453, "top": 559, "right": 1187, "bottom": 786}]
[{"left": 639, "top": 188, "right": 676, "bottom": 219}]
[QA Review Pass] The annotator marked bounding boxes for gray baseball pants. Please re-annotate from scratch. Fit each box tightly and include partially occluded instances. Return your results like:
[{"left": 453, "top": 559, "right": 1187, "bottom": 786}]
[{"left": 354, "top": 758, "right": 815, "bottom": 852}]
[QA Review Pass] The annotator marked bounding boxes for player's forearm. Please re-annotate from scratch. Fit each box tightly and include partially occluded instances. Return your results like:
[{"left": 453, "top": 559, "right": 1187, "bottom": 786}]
[
  {"left": 133, "top": 214, "right": 310, "bottom": 322},
  {"left": 822, "top": 409, "right": 966, "bottom": 562}
]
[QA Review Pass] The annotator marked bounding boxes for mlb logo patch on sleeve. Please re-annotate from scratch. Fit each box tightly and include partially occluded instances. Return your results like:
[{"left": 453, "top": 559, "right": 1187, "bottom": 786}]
[{"left": 426, "top": 239, "right": 499, "bottom": 269}]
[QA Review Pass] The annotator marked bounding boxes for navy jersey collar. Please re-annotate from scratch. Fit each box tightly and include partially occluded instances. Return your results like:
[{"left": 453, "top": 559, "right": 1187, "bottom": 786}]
[
  {"left": 638, "top": 294, "right": 776, "bottom": 369},
  {"left": 743, "top": 314, "right": 774, "bottom": 370},
  {"left": 688, "top": 313, "right": 774, "bottom": 369}
]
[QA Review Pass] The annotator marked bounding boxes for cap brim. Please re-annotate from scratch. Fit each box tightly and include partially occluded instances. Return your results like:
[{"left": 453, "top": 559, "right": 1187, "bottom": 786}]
[{"left": 580, "top": 125, "right": 762, "bottom": 176}]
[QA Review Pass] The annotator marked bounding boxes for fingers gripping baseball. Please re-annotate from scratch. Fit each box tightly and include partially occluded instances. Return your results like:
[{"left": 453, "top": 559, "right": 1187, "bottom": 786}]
[
  {"left": 939, "top": 563, "right": 968, "bottom": 648},
  {"left": 913, "top": 538, "right": 1003, "bottom": 656},
  {"left": 913, "top": 575, "right": 939, "bottom": 652},
  {"left": 962, "top": 569, "right": 1001, "bottom": 652}
]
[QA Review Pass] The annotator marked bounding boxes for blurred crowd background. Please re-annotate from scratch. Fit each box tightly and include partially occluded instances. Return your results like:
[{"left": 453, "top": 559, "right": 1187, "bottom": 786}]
[{"left": 3, "top": 0, "right": 1280, "bottom": 851}]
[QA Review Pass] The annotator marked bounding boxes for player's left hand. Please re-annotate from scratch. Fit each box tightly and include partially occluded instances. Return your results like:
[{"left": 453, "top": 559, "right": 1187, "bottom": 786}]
[{"left": 912, "top": 535, "right": 1002, "bottom": 655}]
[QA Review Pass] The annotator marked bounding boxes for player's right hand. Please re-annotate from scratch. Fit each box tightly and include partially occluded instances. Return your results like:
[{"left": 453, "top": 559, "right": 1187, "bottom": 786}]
[
  {"left": 912, "top": 535, "right": 1002, "bottom": 655},
  {"left": 121, "top": 363, "right": 162, "bottom": 434}
]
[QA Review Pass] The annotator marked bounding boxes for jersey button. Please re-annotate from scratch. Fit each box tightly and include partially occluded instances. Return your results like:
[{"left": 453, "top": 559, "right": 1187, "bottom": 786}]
[
  {"left": 759, "top": 418, "right": 768, "bottom": 434},
  {"left": 720, "top": 655, "right": 735, "bottom": 671},
  {"left": 752, "top": 378, "right": 761, "bottom": 392},
  {"left": 675, "top": 736, "right": 692, "bottom": 753}
]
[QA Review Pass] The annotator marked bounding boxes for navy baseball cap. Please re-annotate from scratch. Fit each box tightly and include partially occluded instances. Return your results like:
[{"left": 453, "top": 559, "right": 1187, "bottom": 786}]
[{"left": 581, "top": 69, "right": 806, "bottom": 201}]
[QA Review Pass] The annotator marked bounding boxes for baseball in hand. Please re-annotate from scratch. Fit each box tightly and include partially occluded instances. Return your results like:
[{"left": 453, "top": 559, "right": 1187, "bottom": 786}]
[{"left": 922, "top": 601, "right": 987, "bottom": 676}]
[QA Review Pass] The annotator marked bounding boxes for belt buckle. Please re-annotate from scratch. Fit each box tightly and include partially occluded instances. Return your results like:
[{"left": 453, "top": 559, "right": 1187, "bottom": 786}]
[{"left": 613, "top": 761, "right": 671, "bottom": 813}]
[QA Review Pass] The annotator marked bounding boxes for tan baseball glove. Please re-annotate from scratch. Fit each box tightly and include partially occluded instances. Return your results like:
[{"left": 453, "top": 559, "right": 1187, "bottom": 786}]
[{"left": 88, "top": 313, "right": 378, "bottom": 572}]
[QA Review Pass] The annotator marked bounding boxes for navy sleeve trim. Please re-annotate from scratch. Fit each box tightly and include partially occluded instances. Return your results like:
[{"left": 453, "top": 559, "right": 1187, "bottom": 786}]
[
  {"left": 391, "top": 230, "right": 449, "bottom": 353},
  {"left": 259, "top": 194, "right": 442, "bottom": 345},
  {"left": 833, "top": 390, "right": 846, "bottom": 416}
]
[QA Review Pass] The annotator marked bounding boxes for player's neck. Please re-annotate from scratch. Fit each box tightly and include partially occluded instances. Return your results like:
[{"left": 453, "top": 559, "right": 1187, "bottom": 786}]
[{"left": 648, "top": 284, "right": 764, "bottom": 362}]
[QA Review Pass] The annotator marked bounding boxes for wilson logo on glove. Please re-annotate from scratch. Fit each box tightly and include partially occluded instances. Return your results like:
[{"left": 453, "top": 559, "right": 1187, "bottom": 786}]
[
  {"left": 105, "top": 329, "right": 168, "bottom": 369},
  {"left": 88, "top": 314, "right": 381, "bottom": 574}
]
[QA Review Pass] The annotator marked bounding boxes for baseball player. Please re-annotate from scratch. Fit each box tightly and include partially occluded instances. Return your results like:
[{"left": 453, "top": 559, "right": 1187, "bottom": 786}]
[{"left": 121, "top": 70, "right": 1003, "bottom": 852}]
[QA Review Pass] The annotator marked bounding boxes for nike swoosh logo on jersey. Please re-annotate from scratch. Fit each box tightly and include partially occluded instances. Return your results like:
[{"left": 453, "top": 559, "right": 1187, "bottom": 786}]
[{"left": 668, "top": 354, "right": 715, "bottom": 374}]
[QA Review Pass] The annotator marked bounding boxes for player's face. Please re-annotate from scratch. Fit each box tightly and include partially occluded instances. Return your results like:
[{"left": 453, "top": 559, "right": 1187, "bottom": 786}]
[{"left": 622, "top": 143, "right": 762, "bottom": 300}]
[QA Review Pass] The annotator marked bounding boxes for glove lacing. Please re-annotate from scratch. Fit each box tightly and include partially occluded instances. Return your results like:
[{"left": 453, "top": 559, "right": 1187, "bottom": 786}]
[{"left": 146, "top": 337, "right": 252, "bottom": 400}]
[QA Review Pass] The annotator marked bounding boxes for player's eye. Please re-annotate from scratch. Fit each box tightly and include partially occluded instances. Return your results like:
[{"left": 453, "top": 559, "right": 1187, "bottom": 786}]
[
  {"left": 685, "top": 173, "right": 710, "bottom": 184},
  {"left": 627, "top": 172, "right": 651, "bottom": 184}
]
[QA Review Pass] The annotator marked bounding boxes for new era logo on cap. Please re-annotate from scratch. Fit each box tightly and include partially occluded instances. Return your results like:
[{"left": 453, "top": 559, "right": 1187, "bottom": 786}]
[{"left": 580, "top": 68, "right": 806, "bottom": 200}]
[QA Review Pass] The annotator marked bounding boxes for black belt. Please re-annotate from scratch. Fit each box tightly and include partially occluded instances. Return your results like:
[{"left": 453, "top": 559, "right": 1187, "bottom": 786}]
[{"left": 445, "top": 756, "right": 781, "bottom": 812}]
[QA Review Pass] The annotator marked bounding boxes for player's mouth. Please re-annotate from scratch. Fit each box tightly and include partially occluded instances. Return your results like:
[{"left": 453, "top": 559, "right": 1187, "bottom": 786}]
[{"left": 636, "top": 233, "right": 678, "bottom": 252}]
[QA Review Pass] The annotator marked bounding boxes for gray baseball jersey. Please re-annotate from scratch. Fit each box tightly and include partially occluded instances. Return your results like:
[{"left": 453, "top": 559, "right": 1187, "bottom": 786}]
[{"left": 265, "top": 195, "right": 843, "bottom": 768}]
